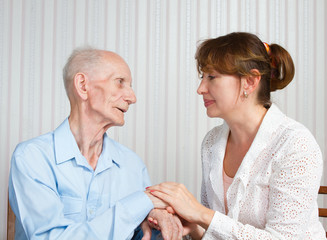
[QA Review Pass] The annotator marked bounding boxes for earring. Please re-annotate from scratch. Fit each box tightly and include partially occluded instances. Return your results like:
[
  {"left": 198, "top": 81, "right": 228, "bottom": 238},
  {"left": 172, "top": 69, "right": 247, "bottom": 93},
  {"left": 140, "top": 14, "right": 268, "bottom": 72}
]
[{"left": 244, "top": 91, "right": 248, "bottom": 98}]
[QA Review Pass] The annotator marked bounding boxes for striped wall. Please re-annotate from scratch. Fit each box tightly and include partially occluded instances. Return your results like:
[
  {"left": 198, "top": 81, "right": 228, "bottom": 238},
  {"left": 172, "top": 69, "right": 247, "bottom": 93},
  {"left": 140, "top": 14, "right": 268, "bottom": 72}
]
[{"left": 0, "top": 0, "right": 326, "bottom": 237}]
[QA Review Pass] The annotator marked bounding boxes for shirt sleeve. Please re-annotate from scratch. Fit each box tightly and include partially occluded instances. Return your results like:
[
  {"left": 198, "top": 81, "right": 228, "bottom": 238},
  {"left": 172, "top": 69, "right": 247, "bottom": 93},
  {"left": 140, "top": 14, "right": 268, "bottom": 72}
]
[
  {"left": 9, "top": 151, "right": 154, "bottom": 240},
  {"left": 202, "top": 132, "right": 323, "bottom": 240}
]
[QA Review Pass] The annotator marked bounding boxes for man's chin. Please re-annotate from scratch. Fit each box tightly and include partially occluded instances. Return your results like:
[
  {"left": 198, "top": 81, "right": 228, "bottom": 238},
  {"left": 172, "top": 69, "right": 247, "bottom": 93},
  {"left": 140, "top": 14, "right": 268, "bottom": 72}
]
[{"left": 115, "top": 119, "right": 125, "bottom": 127}]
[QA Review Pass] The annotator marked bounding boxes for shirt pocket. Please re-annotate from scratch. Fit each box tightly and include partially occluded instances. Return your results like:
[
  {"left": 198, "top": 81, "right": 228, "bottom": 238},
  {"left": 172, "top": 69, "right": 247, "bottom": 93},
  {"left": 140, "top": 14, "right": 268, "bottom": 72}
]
[
  {"left": 60, "top": 195, "right": 83, "bottom": 216},
  {"left": 95, "top": 193, "right": 111, "bottom": 214}
]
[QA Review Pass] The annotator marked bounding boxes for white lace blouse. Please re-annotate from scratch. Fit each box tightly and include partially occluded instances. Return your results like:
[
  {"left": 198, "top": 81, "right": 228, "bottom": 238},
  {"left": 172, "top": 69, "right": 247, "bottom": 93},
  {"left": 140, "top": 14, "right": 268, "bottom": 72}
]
[{"left": 200, "top": 104, "right": 325, "bottom": 239}]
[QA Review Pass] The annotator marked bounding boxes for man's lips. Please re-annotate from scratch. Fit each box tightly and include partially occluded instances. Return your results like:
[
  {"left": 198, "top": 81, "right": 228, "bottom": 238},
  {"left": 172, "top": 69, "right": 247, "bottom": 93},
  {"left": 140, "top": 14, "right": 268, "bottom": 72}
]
[
  {"left": 204, "top": 100, "right": 215, "bottom": 107},
  {"left": 117, "top": 107, "right": 127, "bottom": 113}
]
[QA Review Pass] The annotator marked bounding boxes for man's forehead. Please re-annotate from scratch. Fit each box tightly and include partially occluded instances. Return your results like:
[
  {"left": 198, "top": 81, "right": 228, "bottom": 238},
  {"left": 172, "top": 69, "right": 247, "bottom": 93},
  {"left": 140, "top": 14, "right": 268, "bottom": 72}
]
[
  {"left": 103, "top": 52, "right": 129, "bottom": 68},
  {"left": 103, "top": 51, "right": 126, "bottom": 64},
  {"left": 100, "top": 61, "right": 132, "bottom": 81},
  {"left": 93, "top": 51, "right": 127, "bottom": 70}
]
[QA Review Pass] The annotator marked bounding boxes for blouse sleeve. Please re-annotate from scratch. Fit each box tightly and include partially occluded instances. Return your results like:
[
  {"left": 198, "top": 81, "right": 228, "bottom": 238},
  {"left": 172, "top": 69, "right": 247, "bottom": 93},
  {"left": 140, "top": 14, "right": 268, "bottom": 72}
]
[
  {"left": 201, "top": 151, "right": 210, "bottom": 209},
  {"left": 202, "top": 130, "right": 323, "bottom": 239}
]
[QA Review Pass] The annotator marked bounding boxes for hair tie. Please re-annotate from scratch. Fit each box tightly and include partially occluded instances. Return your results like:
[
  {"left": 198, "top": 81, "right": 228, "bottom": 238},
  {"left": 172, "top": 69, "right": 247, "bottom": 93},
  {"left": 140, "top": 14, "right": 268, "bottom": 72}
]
[
  {"left": 263, "top": 42, "right": 270, "bottom": 55},
  {"left": 263, "top": 42, "right": 277, "bottom": 70}
]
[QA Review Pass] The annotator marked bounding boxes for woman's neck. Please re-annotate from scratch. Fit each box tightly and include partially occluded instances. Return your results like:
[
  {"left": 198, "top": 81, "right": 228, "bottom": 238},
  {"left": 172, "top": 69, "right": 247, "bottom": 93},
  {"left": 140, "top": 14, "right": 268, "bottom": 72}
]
[{"left": 225, "top": 104, "right": 267, "bottom": 146}]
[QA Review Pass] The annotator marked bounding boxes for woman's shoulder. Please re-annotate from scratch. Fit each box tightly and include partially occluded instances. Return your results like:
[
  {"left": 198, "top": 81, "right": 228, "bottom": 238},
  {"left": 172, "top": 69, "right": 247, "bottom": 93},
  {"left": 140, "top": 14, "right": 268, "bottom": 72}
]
[
  {"left": 268, "top": 104, "right": 318, "bottom": 146},
  {"left": 279, "top": 112, "right": 318, "bottom": 147},
  {"left": 203, "top": 123, "right": 225, "bottom": 143},
  {"left": 269, "top": 107, "right": 323, "bottom": 167}
]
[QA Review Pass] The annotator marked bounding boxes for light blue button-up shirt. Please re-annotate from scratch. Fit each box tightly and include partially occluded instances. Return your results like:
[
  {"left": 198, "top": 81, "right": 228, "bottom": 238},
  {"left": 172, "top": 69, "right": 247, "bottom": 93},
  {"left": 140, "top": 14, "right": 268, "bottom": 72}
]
[{"left": 9, "top": 118, "right": 154, "bottom": 239}]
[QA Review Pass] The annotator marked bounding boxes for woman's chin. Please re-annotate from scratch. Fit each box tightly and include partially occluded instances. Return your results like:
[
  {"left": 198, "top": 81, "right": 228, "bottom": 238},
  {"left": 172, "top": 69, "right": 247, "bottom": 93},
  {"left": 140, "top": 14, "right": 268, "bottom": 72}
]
[{"left": 206, "top": 110, "right": 219, "bottom": 118}]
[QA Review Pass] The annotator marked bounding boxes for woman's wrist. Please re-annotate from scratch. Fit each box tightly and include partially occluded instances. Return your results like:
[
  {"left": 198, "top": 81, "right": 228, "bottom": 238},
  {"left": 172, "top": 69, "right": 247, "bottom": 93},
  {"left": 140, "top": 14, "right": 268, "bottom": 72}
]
[
  {"left": 196, "top": 207, "right": 215, "bottom": 230},
  {"left": 189, "top": 224, "right": 206, "bottom": 239}
]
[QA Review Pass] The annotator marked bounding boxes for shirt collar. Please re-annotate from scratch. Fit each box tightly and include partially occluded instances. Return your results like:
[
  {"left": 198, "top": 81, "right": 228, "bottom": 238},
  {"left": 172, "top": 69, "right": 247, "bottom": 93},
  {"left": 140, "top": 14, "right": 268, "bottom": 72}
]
[
  {"left": 253, "top": 103, "right": 285, "bottom": 146},
  {"left": 54, "top": 118, "right": 121, "bottom": 172},
  {"left": 54, "top": 118, "right": 82, "bottom": 165},
  {"left": 95, "top": 133, "right": 121, "bottom": 174}
]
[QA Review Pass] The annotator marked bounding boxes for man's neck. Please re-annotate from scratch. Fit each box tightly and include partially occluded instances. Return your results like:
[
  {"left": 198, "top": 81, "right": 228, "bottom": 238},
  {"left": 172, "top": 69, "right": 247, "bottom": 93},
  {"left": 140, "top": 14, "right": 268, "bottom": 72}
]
[{"left": 68, "top": 111, "right": 110, "bottom": 170}]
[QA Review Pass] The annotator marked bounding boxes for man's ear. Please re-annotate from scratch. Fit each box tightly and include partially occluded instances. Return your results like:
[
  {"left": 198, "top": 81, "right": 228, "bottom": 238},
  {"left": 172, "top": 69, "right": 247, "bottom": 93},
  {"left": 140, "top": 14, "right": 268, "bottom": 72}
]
[
  {"left": 74, "top": 73, "right": 88, "bottom": 100},
  {"left": 242, "top": 69, "right": 261, "bottom": 95}
]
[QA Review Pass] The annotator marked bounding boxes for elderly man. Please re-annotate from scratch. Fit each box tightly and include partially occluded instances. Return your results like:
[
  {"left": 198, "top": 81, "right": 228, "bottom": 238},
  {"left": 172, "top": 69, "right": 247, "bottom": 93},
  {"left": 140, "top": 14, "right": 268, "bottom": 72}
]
[{"left": 9, "top": 48, "right": 183, "bottom": 239}]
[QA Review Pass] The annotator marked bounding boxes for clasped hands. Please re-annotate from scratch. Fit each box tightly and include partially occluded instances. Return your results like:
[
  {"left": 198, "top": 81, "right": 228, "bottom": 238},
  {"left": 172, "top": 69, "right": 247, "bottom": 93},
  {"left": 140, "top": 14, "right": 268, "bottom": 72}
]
[{"left": 143, "top": 182, "right": 213, "bottom": 240}]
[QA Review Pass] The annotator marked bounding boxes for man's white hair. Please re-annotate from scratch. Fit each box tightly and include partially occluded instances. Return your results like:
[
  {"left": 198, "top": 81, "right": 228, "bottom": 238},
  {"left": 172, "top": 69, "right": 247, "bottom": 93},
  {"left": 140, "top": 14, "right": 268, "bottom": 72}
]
[{"left": 62, "top": 47, "right": 106, "bottom": 98}]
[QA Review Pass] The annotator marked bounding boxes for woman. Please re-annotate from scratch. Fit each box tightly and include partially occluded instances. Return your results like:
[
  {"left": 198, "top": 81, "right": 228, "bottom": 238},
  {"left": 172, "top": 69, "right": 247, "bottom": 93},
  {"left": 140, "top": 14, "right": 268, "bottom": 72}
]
[{"left": 148, "top": 32, "right": 325, "bottom": 239}]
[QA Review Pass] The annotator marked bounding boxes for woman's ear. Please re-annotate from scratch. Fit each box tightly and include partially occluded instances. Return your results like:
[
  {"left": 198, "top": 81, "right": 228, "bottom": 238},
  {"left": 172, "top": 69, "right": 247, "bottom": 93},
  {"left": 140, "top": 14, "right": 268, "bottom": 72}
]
[
  {"left": 74, "top": 73, "right": 88, "bottom": 100},
  {"left": 242, "top": 69, "right": 261, "bottom": 95}
]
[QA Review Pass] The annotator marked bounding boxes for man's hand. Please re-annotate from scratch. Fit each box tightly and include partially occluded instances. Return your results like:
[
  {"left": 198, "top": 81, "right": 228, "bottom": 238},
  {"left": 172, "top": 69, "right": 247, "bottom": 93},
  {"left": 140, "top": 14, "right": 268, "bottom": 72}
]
[
  {"left": 145, "top": 215, "right": 205, "bottom": 239},
  {"left": 141, "top": 209, "right": 183, "bottom": 240},
  {"left": 140, "top": 220, "right": 152, "bottom": 240}
]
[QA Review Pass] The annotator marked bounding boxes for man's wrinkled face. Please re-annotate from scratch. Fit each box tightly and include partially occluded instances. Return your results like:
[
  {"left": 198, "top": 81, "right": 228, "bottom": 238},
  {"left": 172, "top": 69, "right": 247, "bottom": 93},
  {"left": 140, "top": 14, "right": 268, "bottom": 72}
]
[{"left": 86, "top": 54, "right": 136, "bottom": 127}]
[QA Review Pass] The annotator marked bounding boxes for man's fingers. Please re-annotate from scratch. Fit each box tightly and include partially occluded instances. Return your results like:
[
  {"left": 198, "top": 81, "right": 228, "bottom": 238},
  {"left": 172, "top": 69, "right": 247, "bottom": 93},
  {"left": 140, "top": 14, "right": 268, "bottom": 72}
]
[
  {"left": 173, "top": 215, "right": 183, "bottom": 239},
  {"left": 159, "top": 220, "right": 172, "bottom": 240},
  {"left": 166, "top": 206, "right": 175, "bottom": 214},
  {"left": 155, "top": 211, "right": 173, "bottom": 240},
  {"left": 141, "top": 221, "right": 152, "bottom": 240}
]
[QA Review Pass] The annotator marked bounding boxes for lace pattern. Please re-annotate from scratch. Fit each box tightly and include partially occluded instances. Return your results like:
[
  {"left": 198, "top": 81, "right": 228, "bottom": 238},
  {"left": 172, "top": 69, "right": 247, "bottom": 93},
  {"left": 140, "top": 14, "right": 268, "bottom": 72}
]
[{"left": 200, "top": 104, "right": 325, "bottom": 239}]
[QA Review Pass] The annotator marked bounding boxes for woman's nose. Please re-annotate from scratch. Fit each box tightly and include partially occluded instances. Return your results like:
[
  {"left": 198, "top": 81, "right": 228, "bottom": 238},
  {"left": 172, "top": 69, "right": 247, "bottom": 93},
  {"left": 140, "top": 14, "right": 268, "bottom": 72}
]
[{"left": 197, "top": 81, "right": 206, "bottom": 95}]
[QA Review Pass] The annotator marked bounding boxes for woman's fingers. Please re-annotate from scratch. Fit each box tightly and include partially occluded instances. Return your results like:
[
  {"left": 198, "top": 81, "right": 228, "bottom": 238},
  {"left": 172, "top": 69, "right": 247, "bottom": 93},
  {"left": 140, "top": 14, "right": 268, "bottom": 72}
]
[
  {"left": 149, "top": 182, "right": 196, "bottom": 202},
  {"left": 148, "top": 182, "right": 215, "bottom": 229},
  {"left": 148, "top": 182, "right": 185, "bottom": 194},
  {"left": 145, "top": 191, "right": 169, "bottom": 209},
  {"left": 150, "top": 190, "right": 175, "bottom": 206}
]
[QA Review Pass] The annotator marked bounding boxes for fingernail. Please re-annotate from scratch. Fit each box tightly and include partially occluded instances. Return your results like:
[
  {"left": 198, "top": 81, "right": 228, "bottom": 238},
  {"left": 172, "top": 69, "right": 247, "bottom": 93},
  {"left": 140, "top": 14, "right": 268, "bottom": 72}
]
[
  {"left": 148, "top": 219, "right": 153, "bottom": 223},
  {"left": 150, "top": 190, "right": 155, "bottom": 193},
  {"left": 146, "top": 187, "right": 149, "bottom": 189}
]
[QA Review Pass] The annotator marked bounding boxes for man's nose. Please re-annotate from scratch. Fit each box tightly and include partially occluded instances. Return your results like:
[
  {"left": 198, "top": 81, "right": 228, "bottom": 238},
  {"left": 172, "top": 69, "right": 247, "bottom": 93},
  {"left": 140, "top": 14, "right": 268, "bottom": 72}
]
[{"left": 125, "top": 88, "right": 137, "bottom": 104}]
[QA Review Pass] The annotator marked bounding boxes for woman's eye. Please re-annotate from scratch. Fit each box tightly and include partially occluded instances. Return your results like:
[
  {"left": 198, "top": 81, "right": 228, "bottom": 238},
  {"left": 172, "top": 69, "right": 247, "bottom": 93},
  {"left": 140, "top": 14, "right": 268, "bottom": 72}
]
[{"left": 208, "top": 75, "right": 215, "bottom": 80}]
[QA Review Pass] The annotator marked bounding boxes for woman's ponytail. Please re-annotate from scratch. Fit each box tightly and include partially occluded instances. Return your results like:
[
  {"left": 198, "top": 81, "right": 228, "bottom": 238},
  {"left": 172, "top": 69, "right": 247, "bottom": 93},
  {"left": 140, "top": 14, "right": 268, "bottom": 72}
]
[{"left": 269, "top": 44, "right": 295, "bottom": 91}]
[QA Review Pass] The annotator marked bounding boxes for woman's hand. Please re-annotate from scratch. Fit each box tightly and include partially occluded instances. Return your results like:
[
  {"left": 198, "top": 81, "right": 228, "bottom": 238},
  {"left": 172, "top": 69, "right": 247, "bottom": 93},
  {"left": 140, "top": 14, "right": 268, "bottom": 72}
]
[
  {"left": 147, "top": 182, "right": 215, "bottom": 229},
  {"left": 145, "top": 191, "right": 169, "bottom": 209},
  {"left": 180, "top": 218, "right": 205, "bottom": 238}
]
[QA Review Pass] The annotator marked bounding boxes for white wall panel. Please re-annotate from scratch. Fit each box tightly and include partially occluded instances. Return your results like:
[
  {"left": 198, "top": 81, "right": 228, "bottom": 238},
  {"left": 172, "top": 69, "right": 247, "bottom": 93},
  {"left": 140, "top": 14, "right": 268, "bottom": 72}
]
[{"left": 1, "top": 0, "right": 326, "bottom": 237}]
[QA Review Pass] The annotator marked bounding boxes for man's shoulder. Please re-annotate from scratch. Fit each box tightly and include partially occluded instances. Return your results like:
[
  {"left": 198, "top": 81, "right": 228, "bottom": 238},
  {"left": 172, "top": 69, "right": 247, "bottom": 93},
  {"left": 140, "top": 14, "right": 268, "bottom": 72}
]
[
  {"left": 13, "top": 131, "right": 54, "bottom": 158},
  {"left": 105, "top": 137, "right": 144, "bottom": 165}
]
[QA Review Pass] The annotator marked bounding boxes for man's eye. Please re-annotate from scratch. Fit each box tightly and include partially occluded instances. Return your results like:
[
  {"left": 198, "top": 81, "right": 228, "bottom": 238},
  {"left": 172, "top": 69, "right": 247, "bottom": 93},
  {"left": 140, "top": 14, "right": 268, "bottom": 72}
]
[{"left": 118, "top": 79, "right": 124, "bottom": 84}]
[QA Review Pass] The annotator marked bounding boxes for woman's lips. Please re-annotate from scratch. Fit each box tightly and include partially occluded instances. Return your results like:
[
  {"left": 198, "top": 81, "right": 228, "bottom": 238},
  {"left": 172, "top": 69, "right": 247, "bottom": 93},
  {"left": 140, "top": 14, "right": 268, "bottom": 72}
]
[{"left": 204, "top": 100, "right": 215, "bottom": 107}]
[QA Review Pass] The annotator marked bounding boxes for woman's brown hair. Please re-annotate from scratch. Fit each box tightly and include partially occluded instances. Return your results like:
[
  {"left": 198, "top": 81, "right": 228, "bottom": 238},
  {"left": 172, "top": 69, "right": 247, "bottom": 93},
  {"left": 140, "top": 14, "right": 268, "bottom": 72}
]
[{"left": 195, "top": 32, "right": 295, "bottom": 108}]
